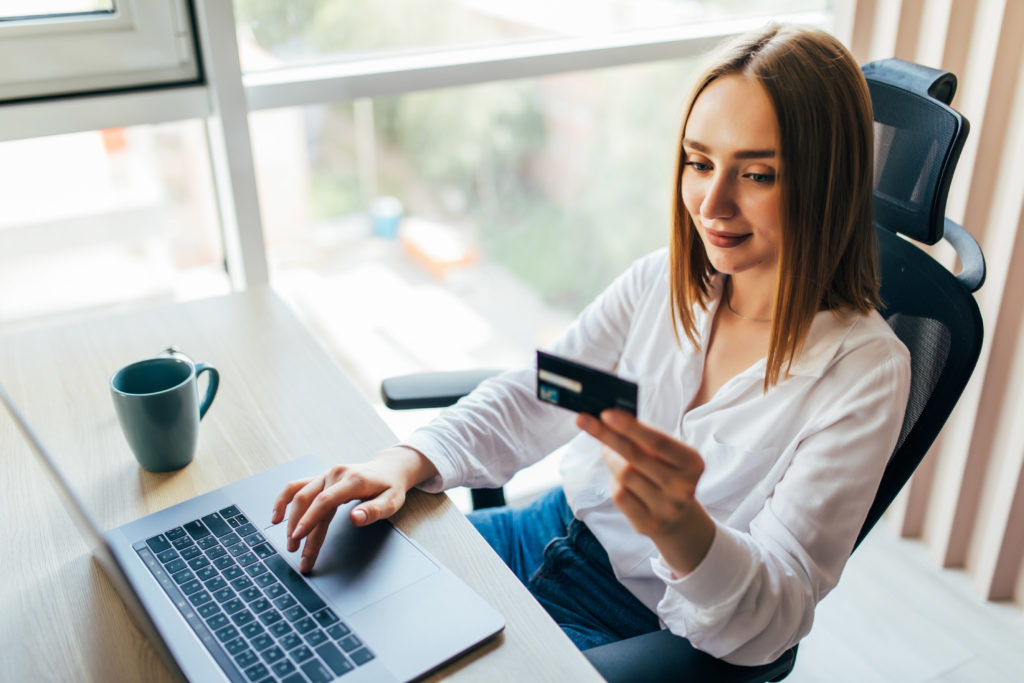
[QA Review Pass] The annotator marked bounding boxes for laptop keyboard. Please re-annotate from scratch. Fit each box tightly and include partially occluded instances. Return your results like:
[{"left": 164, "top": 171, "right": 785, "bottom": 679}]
[{"left": 134, "top": 505, "right": 375, "bottom": 683}]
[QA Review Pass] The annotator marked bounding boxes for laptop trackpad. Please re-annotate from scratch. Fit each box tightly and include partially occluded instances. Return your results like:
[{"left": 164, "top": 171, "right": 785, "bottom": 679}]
[{"left": 264, "top": 503, "right": 438, "bottom": 616}]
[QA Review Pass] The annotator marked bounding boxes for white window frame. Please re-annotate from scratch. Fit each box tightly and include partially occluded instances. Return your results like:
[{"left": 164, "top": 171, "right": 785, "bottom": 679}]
[
  {"left": 0, "top": 1, "right": 835, "bottom": 293},
  {"left": 0, "top": 0, "right": 200, "bottom": 102}
]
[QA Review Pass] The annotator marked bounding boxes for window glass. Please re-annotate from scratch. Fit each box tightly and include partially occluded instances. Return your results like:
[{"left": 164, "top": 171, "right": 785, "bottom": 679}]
[
  {"left": 0, "top": 122, "right": 229, "bottom": 330},
  {"left": 251, "top": 59, "right": 694, "bottom": 405},
  {"left": 235, "top": 0, "right": 829, "bottom": 72}
]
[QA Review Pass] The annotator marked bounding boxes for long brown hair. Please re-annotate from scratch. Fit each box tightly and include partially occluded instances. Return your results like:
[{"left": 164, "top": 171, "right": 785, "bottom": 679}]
[{"left": 670, "top": 24, "right": 879, "bottom": 388}]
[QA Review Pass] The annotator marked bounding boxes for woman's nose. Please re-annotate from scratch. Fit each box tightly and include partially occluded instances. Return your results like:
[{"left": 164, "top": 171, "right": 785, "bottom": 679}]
[{"left": 701, "top": 174, "right": 735, "bottom": 219}]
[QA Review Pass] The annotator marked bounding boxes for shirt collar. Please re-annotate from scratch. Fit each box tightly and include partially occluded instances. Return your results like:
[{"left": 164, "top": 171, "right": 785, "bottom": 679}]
[{"left": 706, "top": 275, "right": 860, "bottom": 380}]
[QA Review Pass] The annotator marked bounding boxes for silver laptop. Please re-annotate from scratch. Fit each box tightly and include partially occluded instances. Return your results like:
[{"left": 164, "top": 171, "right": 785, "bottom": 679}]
[{"left": 1, "top": 384, "right": 504, "bottom": 682}]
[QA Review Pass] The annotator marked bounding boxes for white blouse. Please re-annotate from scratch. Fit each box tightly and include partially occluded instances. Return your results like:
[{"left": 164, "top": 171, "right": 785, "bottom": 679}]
[{"left": 404, "top": 248, "right": 911, "bottom": 665}]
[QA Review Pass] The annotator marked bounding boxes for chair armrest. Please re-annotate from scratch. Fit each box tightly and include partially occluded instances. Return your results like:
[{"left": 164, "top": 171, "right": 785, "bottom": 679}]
[
  {"left": 380, "top": 369, "right": 503, "bottom": 410},
  {"left": 583, "top": 630, "right": 797, "bottom": 683}
]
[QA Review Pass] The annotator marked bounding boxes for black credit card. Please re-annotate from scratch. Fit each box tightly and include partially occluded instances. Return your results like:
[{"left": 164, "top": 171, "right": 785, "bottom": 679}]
[{"left": 536, "top": 350, "right": 638, "bottom": 417}]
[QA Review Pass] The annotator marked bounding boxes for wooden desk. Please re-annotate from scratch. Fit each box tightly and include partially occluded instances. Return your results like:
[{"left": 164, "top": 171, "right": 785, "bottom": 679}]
[{"left": 0, "top": 288, "right": 600, "bottom": 682}]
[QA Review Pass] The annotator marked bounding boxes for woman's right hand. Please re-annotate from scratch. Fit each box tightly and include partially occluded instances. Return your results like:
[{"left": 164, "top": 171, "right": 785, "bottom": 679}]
[{"left": 271, "top": 446, "right": 438, "bottom": 573}]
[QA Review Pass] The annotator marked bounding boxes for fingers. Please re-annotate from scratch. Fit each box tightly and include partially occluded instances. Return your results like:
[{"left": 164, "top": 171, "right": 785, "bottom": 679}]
[
  {"left": 578, "top": 411, "right": 704, "bottom": 482},
  {"left": 299, "top": 508, "right": 337, "bottom": 573},
  {"left": 352, "top": 487, "right": 405, "bottom": 526},
  {"left": 272, "top": 477, "right": 313, "bottom": 524}
]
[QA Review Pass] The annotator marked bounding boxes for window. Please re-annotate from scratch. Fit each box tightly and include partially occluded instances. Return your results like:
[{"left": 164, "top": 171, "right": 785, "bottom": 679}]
[
  {"left": 0, "top": 121, "right": 228, "bottom": 329},
  {"left": 0, "top": 0, "right": 200, "bottom": 102}
]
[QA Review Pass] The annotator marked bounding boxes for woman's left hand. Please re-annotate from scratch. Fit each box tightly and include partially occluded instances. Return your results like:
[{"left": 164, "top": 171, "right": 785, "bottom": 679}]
[{"left": 576, "top": 409, "right": 715, "bottom": 574}]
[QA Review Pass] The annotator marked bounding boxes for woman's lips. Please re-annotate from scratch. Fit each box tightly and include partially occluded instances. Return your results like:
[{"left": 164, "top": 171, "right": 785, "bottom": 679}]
[{"left": 704, "top": 228, "right": 752, "bottom": 248}]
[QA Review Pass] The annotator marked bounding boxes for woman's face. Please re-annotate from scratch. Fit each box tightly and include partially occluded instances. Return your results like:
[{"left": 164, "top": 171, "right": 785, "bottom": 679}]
[{"left": 681, "top": 74, "right": 783, "bottom": 285}]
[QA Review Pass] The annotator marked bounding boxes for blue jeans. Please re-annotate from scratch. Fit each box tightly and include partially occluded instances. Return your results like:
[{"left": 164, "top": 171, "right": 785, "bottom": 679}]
[{"left": 467, "top": 487, "right": 660, "bottom": 650}]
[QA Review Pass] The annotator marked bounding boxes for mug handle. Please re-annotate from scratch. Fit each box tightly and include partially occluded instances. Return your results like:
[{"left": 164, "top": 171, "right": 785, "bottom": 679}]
[{"left": 194, "top": 363, "right": 220, "bottom": 419}]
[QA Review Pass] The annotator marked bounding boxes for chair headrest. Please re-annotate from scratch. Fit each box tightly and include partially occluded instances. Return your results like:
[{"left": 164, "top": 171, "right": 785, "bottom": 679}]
[{"left": 862, "top": 59, "right": 969, "bottom": 245}]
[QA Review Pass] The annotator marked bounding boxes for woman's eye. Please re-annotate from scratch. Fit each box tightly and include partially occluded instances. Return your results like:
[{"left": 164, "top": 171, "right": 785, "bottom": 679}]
[
  {"left": 746, "top": 172, "right": 775, "bottom": 184},
  {"left": 684, "top": 161, "right": 711, "bottom": 172}
]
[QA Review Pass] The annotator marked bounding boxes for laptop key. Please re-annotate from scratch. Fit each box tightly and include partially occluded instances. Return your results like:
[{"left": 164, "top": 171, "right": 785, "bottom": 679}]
[
  {"left": 289, "top": 645, "right": 313, "bottom": 663},
  {"left": 305, "top": 630, "right": 327, "bottom": 648},
  {"left": 240, "top": 622, "right": 265, "bottom": 640},
  {"left": 219, "top": 505, "right": 241, "bottom": 519},
  {"left": 202, "top": 513, "right": 233, "bottom": 538},
  {"left": 239, "top": 587, "right": 262, "bottom": 603},
  {"left": 213, "top": 556, "right": 235, "bottom": 571},
  {"left": 350, "top": 648, "right": 375, "bottom": 666},
  {"left": 164, "top": 558, "right": 187, "bottom": 575},
  {"left": 294, "top": 617, "right": 316, "bottom": 635},
  {"left": 312, "top": 608, "right": 339, "bottom": 628},
  {"left": 226, "top": 515, "right": 242, "bottom": 528},
  {"left": 206, "top": 577, "right": 227, "bottom": 592},
  {"left": 207, "top": 612, "right": 230, "bottom": 631},
  {"left": 282, "top": 605, "right": 305, "bottom": 623},
  {"left": 223, "top": 635, "right": 247, "bottom": 656},
  {"left": 268, "top": 621, "right": 293, "bottom": 639},
  {"left": 281, "top": 674, "right": 305, "bottom": 683},
  {"left": 179, "top": 579, "right": 203, "bottom": 595},
  {"left": 187, "top": 590, "right": 212, "bottom": 607},
  {"left": 249, "top": 597, "right": 272, "bottom": 614},
  {"left": 238, "top": 553, "right": 259, "bottom": 568},
  {"left": 299, "top": 659, "right": 333, "bottom": 683},
  {"left": 230, "top": 576, "right": 253, "bottom": 592},
  {"left": 214, "top": 624, "right": 240, "bottom": 643},
  {"left": 183, "top": 520, "right": 210, "bottom": 540},
  {"left": 250, "top": 633, "right": 274, "bottom": 652},
  {"left": 234, "top": 648, "right": 258, "bottom": 669},
  {"left": 237, "top": 523, "right": 258, "bottom": 538},
  {"left": 206, "top": 546, "right": 228, "bottom": 561},
  {"left": 196, "top": 566, "right": 218, "bottom": 582},
  {"left": 264, "top": 555, "right": 326, "bottom": 613},
  {"left": 315, "top": 642, "right": 355, "bottom": 676},
  {"left": 223, "top": 598, "right": 245, "bottom": 615},
  {"left": 172, "top": 536, "right": 195, "bottom": 551},
  {"left": 254, "top": 574, "right": 277, "bottom": 589},
  {"left": 197, "top": 601, "right": 221, "bottom": 620},
  {"left": 166, "top": 526, "right": 187, "bottom": 541},
  {"left": 258, "top": 610, "right": 283, "bottom": 627},
  {"left": 213, "top": 587, "right": 235, "bottom": 603},
  {"left": 145, "top": 534, "right": 172, "bottom": 553},
  {"left": 188, "top": 556, "right": 211, "bottom": 570},
  {"left": 228, "top": 543, "right": 249, "bottom": 558},
  {"left": 180, "top": 545, "right": 202, "bottom": 561},
  {"left": 245, "top": 563, "right": 268, "bottom": 578},
  {"left": 222, "top": 565, "right": 244, "bottom": 581},
  {"left": 252, "top": 544, "right": 275, "bottom": 560},
  {"left": 326, "top": 623, "right": 350, "bottom": 640},
  {"left": 261, "top": 646, "right": 285, "bottom": 664},
  {"left": 156, "top": 548, "right": 178, "bottom": 564},
  {"left": 243, "top": 663, "right": 270, "bottom": 682},
  {"left": 271, "top": 659, "right": 297, "bottom": 678},
  {"left": 232, "top": 609, "right": 256, "bottom": 627},
  {"left": 338, "top": 635, "right": 362, "bottom": 653},
  {"left": 273, "top": 594, "right": 297, "bottom": 611},
  {"left": 171, "top": 568, "right": 196, "bottom": 585},
  {"left": 197, "top": 535, "right": 220, "bottom": 550},
  {"left": 280, "top": 633, "right": 302, "bottom": 651}
]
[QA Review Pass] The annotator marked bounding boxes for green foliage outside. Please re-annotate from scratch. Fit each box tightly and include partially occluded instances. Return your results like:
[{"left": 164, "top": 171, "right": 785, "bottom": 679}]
[{"left": 235, "top": 1, "right": 700, "bottom": 312}]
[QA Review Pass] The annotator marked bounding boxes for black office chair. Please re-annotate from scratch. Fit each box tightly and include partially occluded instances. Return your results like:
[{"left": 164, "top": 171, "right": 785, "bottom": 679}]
[{"left": 381, "top": 59, "right": 985, "bottom": 682}]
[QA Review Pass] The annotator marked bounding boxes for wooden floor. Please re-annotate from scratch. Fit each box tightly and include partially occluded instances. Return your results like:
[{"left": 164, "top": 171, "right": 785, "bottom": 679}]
[{"left": 789, "top": 529, "right": 1024, "bottom": 682}]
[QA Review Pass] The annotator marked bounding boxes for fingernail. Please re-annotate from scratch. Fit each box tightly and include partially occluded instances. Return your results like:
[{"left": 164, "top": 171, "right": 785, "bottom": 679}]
[
  {"left": 292, "top": 524, "right": 305, "bottom": 539},
  {"left": 352, "top": 508, "right": 367, "bottom": 524},
  {"left": 299, "top": 558, "right": 310, "bottom": 573}
]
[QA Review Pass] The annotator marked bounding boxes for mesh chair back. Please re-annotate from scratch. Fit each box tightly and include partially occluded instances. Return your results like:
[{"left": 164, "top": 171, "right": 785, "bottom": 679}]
[{"left": 855, "top": 60, "right": 984, "bottom": 547}]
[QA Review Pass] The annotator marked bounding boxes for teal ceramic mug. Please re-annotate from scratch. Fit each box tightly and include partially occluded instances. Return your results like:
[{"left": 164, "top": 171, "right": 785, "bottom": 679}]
[{"left": 110, "top": 356, "right": 219, "bottom": 472}]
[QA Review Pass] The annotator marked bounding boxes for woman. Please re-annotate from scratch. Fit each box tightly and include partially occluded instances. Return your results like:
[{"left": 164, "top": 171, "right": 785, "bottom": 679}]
[{"left": 273, "top": 24, "right": 911, "bottom": 665}]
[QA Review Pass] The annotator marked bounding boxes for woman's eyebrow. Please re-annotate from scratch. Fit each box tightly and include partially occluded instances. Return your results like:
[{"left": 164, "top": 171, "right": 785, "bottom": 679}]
[{"left": 683, "top": 138, "right": 776, "bottom": 159}]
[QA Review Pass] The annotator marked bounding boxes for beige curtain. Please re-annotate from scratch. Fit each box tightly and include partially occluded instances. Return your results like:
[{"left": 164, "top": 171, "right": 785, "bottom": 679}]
[{"left": 835, "top": 0, "right": 1024, "bottom": 606}]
